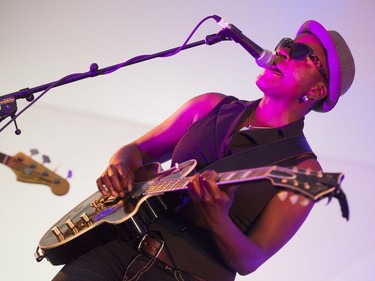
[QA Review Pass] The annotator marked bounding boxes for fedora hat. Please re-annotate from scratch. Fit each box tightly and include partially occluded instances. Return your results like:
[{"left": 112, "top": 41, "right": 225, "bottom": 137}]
[{"left": 297, "top": 20, "right": 355, "bottom": 112}]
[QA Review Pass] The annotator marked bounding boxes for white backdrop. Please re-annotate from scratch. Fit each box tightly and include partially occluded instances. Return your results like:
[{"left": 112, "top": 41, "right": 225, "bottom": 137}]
[{"left": 1, "top": 1, "right": 374, "bottom": 280}]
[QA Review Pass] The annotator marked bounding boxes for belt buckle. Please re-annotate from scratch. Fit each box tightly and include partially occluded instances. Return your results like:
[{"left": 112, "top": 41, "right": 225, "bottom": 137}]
[{"left": 138, "top": 234, "right": 165, "bottom": 259}]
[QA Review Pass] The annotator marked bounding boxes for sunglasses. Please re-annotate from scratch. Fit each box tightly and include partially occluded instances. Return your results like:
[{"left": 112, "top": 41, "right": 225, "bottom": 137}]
[{"left": 275, "top": 38, "right": 329, "bottom": 83}]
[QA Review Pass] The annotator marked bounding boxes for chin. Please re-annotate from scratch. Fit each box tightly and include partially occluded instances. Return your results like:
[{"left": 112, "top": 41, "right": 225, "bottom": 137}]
[{"left": 255, "top": 74, "right": 268, "bottom": 92}]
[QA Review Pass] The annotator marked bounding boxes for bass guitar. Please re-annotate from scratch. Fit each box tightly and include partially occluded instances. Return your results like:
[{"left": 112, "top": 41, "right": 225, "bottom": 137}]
[
  {"left": 35, "top": 159, "right": 349, "bottom": 265},
  {"left": 0, "top": 151, "right": 69, "bottom": 195}
]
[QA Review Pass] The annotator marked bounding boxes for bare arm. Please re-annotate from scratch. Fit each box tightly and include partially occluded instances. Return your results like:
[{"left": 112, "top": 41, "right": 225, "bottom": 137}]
[
  {"left": 96, "top": 92, "right": 226, "bottom": 197},
  {"left": 188, "top": 158, "right": 321, "bottom": 275}
]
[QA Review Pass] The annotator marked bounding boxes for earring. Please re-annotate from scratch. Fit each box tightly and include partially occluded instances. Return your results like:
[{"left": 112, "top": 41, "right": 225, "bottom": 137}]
[{"left": 301, "top": 95, "right": 309, "bottom": 103}]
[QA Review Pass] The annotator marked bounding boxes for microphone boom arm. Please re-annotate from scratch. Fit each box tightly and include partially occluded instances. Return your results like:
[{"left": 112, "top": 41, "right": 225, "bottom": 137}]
[
  {"left": 0, "top": 34, "right": 226, "bottom": 105},
  {"left": 0, "top": 33, "right": 229, "bottom": 133}
]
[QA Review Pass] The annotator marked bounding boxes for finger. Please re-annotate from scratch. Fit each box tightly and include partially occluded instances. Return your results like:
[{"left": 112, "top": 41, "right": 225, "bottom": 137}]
[
  {"left": 187, "top": 174, "right": 203, "bottom": 200},
  {"left": 110, "top": 165, "right": 131, "bottom": 197},
  {"left": 225, "top": 185, "right": 238, "bottom": 201},
  {"left": 117, "top": 165, "right": 135, "bottom": 193},
  {"left": 199, "top": 175, "right": 207, "bottom": 199},
  {"left": 97, "top": 174, "right": 119, "bottom": 197},
  {"left": 201, "top": 170, "right": 217, "bottom": 181},
  {"left": 200, "top": 170, "right": 220, "bottom": 197},
  {"left": 104, "top": 174, "right": 119, "bottom": 197},
  {"left": 96, "top": 178, "right": 109, "bottom": 196}
]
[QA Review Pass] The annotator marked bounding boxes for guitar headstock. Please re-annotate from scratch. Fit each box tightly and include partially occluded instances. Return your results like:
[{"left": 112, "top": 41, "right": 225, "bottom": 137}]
[
  {"left": 7, "top": 152, "right": 70, "bottom": 195},
  {"left": 267, "top": 166, "right": 349, "bottom": 220}
]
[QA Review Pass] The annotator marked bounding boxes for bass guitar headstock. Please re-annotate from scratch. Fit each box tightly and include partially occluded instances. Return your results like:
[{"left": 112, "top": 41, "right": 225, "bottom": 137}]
[{"left": 4, "top": 150, "right": 70, "bottom": 195}]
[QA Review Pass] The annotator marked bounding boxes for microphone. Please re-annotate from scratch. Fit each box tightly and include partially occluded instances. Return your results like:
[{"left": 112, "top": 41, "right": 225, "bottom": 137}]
[{"left": 213, "top": 15, "right": 274, "bottom": 68}]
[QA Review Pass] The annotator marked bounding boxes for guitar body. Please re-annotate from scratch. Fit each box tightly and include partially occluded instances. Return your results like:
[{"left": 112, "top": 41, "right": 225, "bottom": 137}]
[{"left": 36, "top": 159, "right": 197, "bottom": 265}]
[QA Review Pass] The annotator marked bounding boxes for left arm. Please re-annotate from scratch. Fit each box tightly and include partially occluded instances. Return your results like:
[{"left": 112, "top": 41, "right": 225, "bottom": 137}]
[{"left": 187, "top": 159, "right": 320, "bottom": 275}]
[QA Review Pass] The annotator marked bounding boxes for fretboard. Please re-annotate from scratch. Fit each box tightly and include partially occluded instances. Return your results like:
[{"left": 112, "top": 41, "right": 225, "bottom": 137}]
[
  {"left": 0, "top": 152, "right": 10, "bottom": 165},
  {"left": 144, "top": 166, "right": 274, "bottom": 195}
]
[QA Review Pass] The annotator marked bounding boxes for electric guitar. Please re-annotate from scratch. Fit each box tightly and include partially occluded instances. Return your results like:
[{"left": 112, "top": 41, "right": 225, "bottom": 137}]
[
  {"left": 35, "top": 159, "right": 349, "bottom": 265},
  {"left": 0, "top": 151, "right": 69, "bottom": 195}
]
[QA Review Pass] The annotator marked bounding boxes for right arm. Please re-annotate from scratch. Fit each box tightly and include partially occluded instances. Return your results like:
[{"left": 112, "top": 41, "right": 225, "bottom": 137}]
[{"left": 96, "top": 92, "right": 226, "bottom": 197}]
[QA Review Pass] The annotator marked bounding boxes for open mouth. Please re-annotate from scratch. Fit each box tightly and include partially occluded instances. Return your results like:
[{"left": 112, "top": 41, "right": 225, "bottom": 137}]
[{"left": 270, "top": 66, "right": 283, "bottom": 76}]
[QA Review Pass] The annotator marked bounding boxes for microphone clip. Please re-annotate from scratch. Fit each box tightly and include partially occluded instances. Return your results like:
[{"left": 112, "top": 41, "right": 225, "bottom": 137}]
[{"left": 0, "top": 97, "right": 22, "bottom": 135}]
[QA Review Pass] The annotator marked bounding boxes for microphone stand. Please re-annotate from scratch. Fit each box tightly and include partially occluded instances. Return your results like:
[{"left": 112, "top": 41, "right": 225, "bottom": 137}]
[{"left": 0, "top": 33, "right": 228, "bottom": 134}]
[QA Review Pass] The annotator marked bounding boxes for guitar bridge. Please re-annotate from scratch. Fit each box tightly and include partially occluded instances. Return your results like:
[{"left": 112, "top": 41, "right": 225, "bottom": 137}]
[{"left": 103, "top": 195, "right": 122, "bottom": 206}]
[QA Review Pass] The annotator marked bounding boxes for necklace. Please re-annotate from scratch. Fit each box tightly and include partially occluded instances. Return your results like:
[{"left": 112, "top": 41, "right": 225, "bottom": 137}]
[
  {"left": 239, "top": 109, "right": 255, "bottom": 131},
  {"left": 239, "top": 108, "right": 272, "bottom": 131}
]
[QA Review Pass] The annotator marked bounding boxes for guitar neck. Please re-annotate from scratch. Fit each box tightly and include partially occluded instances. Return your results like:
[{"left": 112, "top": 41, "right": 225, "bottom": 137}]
[
  {"left": 141, "top": 164, "right": 344, "bottom": 204},
  {"left": 0, "top": 152, "right": 10, "bottom": 165},
  {"left": 144, "top": 166, "right": 273, "bottom": 195}
]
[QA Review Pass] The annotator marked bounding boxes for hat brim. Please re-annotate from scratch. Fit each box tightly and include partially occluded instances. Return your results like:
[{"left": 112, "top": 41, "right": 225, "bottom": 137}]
[{"left": 297, "top": 20, "right": 341, "bottom": 112}]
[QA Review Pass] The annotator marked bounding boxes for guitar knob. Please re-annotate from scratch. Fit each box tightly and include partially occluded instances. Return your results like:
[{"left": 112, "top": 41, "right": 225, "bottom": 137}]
[
  {"left": 16, "top": 155, "right": 25, "bottom": 162},
  {"left": 317, "top": 171, "right": 324, "bottom": 178},
  {"left": 54, "top": 178, "right": 61, "bottom": 184},
  {"left": 52, "top": 226, "right": 65, "bottom": 242},
  {"left": 65, "top": 219, "right": 78, "bottom": 235},
  {"left": 80, "top": 213, "right": 93, "bottom": 226}
]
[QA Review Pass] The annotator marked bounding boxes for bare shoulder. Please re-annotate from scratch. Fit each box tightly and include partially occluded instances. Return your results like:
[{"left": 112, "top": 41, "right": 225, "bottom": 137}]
[
  {"left": 185, "top": 92, "right": 227, "bottom": 121},
  {"left": 187, "top": 92, "right": 227, "bottom": 108},
  {"left": 297, "top": 158, "right": 323, "bottom": 171}
]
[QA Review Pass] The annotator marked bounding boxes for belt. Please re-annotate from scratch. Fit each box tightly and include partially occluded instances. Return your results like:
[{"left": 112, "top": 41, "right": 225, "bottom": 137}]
[{"left": 137, "top": 234, "right": 175, "bottom": 268}]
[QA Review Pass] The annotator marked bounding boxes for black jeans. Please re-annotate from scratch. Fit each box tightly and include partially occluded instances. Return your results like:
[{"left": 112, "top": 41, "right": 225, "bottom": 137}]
[
  {"left": 52, "top": 239, "right": 202, "bottom": 281},
  {"left": 123, "top": 254, "right": 202, "bottom": 281}
]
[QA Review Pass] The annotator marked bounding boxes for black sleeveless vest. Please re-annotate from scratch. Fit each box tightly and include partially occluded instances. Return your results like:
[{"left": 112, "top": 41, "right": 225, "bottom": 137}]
[{"left": 151, "top": 96, "right": 316, "bottom": 281}]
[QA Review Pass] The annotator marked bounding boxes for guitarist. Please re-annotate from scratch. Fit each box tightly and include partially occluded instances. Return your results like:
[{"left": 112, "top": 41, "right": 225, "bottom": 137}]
[{"left": 53, "top": 20, "right": 355, "bottom": 281}]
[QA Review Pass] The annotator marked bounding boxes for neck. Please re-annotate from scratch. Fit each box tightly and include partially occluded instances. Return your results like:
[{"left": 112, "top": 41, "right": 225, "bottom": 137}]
[{"left": 250, "top": 97, "right": 309, "bottom": 128}]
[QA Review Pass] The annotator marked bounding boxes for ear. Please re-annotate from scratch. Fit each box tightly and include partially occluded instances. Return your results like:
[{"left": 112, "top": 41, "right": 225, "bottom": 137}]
[{"left": 308, "top": 82, "right": 328, "bottom": 101}]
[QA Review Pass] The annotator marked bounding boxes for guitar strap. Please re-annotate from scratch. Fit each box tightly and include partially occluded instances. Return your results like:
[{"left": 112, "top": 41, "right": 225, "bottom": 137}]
[{"left": 203, "top": 135, "right": 314, "bottom": 172}]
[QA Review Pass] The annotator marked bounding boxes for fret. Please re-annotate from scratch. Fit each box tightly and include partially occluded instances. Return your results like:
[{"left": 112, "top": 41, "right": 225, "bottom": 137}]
[
  {"left": 146, "top": 178, "right": 189, "bottom": 194},
  {"left": 241, "top": 170, "right": 255, "bottom": 178},
  {"left": 249, "top": 166, "right": 273, "bottom": 177},
  {"left": 217, "top": 166, "right": 275, "bottom": 185},
  {"left": 221, "top": 171, "right": 237, "bottom": 181}
]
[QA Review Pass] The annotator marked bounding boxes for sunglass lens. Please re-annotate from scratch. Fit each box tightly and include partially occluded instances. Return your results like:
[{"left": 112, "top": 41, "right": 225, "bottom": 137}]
[
  {"left": 275, "top": 38, "right": 293, "bottom": 51},
  {"left": 290, "top": 43, "right": 312, "bottom": 60}
]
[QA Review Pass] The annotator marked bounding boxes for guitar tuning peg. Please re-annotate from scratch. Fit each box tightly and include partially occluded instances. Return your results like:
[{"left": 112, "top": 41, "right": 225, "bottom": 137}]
[
  {"left": 289, "top": 194, "right": 299, "bottom": 205},
  {"left": 299, "top": 198, "right": 311, "bottom": 207},
  {"left": 66, "top": 170, "right": 73, "bottom": 179},
  {"left": 277, "top": 191, "right": 288, "bottom": 202},
  {"left": 30, "top": 149, "right": 39, "bottom": 156},
  {"left": 316, "top": 171, "right": 324, "bottom": 178},
  {"left": 42, "top": 155, "right": 51, "bottom": 164}
]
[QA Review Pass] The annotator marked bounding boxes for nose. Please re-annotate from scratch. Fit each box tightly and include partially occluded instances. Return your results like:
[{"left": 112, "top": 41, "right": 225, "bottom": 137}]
[{"left": 274, "top": 48, "right": 291, "bottom": 63}]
